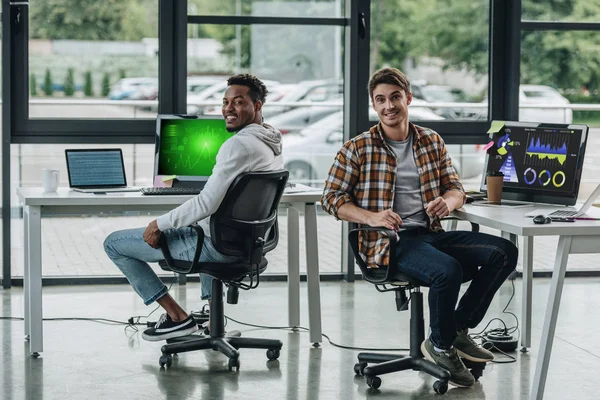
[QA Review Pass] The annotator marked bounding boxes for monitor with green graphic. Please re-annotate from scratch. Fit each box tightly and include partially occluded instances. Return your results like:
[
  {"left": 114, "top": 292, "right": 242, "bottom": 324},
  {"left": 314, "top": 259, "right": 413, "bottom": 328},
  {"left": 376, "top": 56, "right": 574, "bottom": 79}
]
[{"left": 154, "top": 115, "right": 234, "bottom": 183}]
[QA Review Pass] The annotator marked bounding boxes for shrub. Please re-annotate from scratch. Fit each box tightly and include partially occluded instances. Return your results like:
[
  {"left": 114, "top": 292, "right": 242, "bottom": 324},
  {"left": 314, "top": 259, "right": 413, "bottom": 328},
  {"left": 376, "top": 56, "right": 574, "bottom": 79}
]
[
  {"left": 64, "top": 68, "right": 75, "bottom": 96},
  {"left": 119, "top": 69, "right": 126, "bottom": 80},
  {"left": 43, "top": 69, "right": 53, "bottom": 96},
  {"left": 30, "top": 74, "right": 37, "bottom": 96},
  {"left": 102, "top": 72, "right": 111, "bottom": 97},
  {"left": 83, "top": 71, "right": 93, "bottom": 97}
]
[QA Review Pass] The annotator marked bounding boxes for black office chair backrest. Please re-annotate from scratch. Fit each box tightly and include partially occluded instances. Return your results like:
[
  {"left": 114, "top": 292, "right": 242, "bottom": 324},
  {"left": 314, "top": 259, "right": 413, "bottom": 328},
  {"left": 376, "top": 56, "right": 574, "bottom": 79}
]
[{"left": 210, "top": 170, "right": 289, "bottom": 263}]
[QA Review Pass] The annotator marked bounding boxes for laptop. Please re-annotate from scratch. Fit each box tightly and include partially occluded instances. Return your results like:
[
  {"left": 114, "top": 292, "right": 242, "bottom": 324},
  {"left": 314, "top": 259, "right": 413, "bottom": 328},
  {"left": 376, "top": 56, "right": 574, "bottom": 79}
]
[
  {"left": 65, "top": 149, "right": 140, "bottom": 193},
  {"left": 526, "top": 184, "right": 600, "bottom": 219}
]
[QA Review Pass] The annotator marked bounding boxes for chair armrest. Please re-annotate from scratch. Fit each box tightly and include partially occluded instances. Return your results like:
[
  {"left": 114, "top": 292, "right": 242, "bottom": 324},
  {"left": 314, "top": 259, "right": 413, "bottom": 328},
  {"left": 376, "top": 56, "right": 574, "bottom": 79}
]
[
  {"left": 441, "top": 216, "right": 479, "bottom": 232},
  {"left": 159, "top": 225, "right": 205, "bottom": 274},
  {"left": 348, "top": 226, "right": 401, "bottom": 284}
]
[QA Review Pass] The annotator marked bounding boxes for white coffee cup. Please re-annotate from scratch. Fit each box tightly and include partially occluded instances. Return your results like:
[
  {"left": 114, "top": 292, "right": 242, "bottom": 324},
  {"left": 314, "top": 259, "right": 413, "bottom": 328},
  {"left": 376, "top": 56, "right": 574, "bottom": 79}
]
[{"left": 42, "top": 168, "right": 60, "bottom": 193}]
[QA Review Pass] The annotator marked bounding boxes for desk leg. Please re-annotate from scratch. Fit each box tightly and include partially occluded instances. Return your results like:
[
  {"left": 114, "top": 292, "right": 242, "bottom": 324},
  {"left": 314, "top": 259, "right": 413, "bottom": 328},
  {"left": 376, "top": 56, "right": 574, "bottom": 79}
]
[
  {"left": 304, "top": 203, "right": 322, "bottom": 345},
  {"left": 26, "top": 206, "right": 43, "bottom": 356},
  {"left": 23, "top": 206, "right": 30, "bottom": 341},
  {"left": 445, "top": 219, "right": 458, "bottom": 231},
  {"left": 287, "top": 206, "right": 300, "bottom": 329},
  {"left": 521, "top": 236, "right": 533, "bottom": 351},
  {"left": 531, "top": 235, "right": 572, "bottom": 400}
]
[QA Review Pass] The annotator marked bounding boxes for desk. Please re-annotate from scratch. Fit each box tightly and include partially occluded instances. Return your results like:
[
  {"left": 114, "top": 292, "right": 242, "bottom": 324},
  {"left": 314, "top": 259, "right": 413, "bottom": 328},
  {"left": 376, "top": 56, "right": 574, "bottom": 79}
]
[
  {"left": 452, "top": 203, "right": 600, "bottom": 400},
  {"left": 17, "top": 187, "right": 324, "bottom": 356}
]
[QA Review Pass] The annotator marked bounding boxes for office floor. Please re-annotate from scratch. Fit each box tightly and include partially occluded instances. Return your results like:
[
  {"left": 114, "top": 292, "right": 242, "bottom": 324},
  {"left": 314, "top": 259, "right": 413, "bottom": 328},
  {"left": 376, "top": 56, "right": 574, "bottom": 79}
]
[{"left": 1, "top": 278, "right": 598, "bottom": 400}]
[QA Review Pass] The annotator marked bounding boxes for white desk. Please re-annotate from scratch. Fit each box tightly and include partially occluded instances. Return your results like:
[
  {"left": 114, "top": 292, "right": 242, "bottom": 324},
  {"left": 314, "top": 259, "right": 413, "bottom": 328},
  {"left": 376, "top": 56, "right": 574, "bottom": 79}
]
[
  {"left": 17, "top": 187, "right": 324, "bottom": 356},
  {"left": 452, "top": 203, "right": 600, "bottom": 400}
]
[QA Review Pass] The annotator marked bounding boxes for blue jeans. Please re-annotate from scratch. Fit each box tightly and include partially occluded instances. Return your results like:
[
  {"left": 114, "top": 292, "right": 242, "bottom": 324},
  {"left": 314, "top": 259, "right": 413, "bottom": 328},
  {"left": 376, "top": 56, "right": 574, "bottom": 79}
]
[
  {"left": 104, "top": 227, "right": 239, "bottom": 305},
  {"left": 393, "top": 229, "right": 518, "bottom": 349}
]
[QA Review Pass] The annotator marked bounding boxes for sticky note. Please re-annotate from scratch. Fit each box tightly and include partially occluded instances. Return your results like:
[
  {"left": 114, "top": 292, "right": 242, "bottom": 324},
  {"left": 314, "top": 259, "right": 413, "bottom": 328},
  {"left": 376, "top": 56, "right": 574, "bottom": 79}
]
[{"left": 487, "top": 121, "right": 505, "bottom": 134}]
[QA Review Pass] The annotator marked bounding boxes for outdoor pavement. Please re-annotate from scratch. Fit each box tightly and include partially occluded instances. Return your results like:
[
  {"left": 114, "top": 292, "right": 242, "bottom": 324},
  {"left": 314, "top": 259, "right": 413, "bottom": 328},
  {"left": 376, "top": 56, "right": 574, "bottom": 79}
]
[{"left": 6, "top": 208, "right": 600, "bottom": 278}]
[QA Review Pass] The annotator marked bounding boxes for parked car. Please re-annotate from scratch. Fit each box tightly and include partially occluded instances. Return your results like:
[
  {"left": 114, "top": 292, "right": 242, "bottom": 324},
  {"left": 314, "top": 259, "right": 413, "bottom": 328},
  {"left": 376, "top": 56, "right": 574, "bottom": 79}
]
[
  {"left": 266, "top": 106, "right": 340, "bottom": 135},
  {"left": 519, "top": 84, "right": 573, "bottom": 124},
  {"left": 411, "top": 83, "right": 486, "bottom": 120},
  {"left": 262, "top": 79, "right": 343, "bottom": 118},
  {"left": 187, "top": 75, "right": 227, "bottom": 94},
  {"left": 188, "top": 79, "right": 280, "bottom": 115},
  {"left": 283, "top": 111, "right": 485, "bottom": 185},
  {"left": 108, "top": 78, "right": 158, "bottom": 100}
]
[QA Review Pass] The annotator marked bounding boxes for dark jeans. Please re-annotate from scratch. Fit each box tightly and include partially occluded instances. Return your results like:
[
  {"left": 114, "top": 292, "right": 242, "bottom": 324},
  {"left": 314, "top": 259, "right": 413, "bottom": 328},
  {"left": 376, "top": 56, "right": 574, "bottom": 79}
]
[{"left": 393, "top": 229, "right": 518, "bottom": 349}]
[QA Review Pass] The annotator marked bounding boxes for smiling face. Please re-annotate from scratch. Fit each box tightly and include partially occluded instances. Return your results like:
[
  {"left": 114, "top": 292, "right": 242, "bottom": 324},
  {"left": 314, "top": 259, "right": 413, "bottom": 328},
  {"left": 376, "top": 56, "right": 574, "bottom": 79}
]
[
  {"left": 371, "top": 83, "right": 412, "bottom": 131},
  {"left": 222, "top": 84, "right": 262, "bottom": 132}
]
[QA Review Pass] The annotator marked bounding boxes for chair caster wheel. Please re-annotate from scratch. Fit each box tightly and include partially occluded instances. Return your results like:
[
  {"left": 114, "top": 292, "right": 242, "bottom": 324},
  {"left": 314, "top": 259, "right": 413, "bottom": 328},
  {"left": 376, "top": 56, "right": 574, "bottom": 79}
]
[
  {"left": 228, "top": 357, "right": 240, "bottom": 371},
  {"left": 433, "top": 380, "right": 448, "bottom": 394},
  {"left": 462, "top": 359, "right": 486, "bottom": 381},
  {"left": 365, "top": 375, "right": 381, "bottom": 389},
  {"left": 471, "top": 367, "right": 484, "bottom": 381},
  {"left": 159, "top": 354, "right": 172, "bottom": 368},
  {"left": 266, "top": 349, "right": 280, "bottom": 361},
  {"left": 353, "top": 362, "right": 367, "bottom": 376}
]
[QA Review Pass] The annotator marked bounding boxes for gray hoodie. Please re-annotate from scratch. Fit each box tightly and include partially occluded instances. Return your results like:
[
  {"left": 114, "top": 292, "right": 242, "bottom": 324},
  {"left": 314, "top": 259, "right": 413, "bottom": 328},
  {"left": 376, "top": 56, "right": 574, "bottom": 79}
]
[{"left": 156, "top": 123, "right": 283, "bottom": 235}]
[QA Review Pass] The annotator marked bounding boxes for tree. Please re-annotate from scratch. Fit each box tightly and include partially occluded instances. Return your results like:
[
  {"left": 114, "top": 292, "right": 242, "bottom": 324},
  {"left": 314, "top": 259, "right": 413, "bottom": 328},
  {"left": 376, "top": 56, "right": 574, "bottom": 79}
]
[
  {"left": 29, "top": 0, "right": 158, "bottom": 41},
  {"left": 119, "top": 69, "right": 127, "bottom": 80},
  {"left": 43, "top": 69, "right": 53, "bottom": 96},
  {"left": 30, "top": 74, "right": 37, "bottom": 97},
  {"left": 520, "top": 1, "right": 600, "bottom": 90},
  {"left": 83, "top": 71, "right": 94, "bottom": 97},
  {"left": 102, "top": 72, "right": 111, "bottom": 97},
  {"left": 64, "top": 68, "right": 75, "bottom": 96}
]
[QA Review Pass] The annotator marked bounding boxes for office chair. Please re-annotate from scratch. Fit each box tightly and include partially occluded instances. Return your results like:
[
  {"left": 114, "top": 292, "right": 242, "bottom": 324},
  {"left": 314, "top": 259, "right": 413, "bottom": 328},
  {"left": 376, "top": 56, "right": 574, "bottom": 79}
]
[
  {"left": 156, "top": 170, "right": 289, "bottom": 371},
  {"left": 348, "top": 219, "right": 482, "bottom": 395}
]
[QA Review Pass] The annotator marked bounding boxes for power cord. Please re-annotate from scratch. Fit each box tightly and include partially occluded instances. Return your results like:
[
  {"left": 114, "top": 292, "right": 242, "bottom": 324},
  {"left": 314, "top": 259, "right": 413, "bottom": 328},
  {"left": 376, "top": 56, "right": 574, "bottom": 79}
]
[
  {"left": 223, "top": 316, "right": 410, "bottom": 352},
  {"left": 0, "top": 276, "right": 519, "bottom": 361},
  {"left": 469, "top": 278, "right": 519, "bottom": 364}
]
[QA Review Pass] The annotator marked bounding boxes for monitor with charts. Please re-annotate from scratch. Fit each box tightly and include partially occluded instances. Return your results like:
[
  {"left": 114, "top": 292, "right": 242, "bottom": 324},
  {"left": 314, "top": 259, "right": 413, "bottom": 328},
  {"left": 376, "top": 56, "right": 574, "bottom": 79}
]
[
  {"left": 65, "top": 148, "right": 139, "bottom": 193},
  {"left": 480, "top": 121, "right": 589, "bottom": 206},
  {"left": 154, "top": 115, "right": 234, "bottom": 188}
]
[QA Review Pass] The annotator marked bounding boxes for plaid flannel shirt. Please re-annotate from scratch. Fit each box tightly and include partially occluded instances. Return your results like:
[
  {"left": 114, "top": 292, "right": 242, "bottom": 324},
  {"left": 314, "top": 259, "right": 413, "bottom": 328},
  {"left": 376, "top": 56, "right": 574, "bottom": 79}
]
[{"left": 321, "top": 122, "right": 466, "bottom": 268}]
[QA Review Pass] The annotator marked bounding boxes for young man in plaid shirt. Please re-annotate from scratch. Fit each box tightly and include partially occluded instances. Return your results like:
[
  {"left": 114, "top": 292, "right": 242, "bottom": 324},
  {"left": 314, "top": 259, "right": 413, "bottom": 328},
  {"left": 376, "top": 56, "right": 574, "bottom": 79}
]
[{"left": 321, "top": 68, "right": 518, "bottom": 388}]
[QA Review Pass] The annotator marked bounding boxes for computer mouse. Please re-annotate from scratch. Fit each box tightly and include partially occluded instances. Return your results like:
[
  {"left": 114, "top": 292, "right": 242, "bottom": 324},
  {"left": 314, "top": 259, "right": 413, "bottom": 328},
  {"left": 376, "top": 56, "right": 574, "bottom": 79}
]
[{"left": 533, "top": 215, "right": 552, "bottom": 225}]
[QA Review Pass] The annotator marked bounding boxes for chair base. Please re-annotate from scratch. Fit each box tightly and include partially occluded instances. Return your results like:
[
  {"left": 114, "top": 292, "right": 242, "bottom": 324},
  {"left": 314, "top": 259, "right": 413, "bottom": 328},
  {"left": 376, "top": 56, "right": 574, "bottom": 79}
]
[
  {"left": 355, "top": 352, "right": 451, "bottom": 393},
  {"left": 160, "top": 335, "right": 282, "bottom": 370},
  {"left": 156, "top": 277, "right": 282, "bottom": 370},
  {"left": 353, "top": 289, "right": 452, "bottom": 394}
]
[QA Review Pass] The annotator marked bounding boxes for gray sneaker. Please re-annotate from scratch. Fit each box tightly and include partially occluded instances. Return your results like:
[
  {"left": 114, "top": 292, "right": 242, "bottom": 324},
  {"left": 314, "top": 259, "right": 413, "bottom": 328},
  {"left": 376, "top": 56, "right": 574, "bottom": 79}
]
[
  {"left": 421, "top": 339, "right": 475, "bottom": 387},
  {"left": 454, "top": 329, "right": 494, "bottom": 363}
]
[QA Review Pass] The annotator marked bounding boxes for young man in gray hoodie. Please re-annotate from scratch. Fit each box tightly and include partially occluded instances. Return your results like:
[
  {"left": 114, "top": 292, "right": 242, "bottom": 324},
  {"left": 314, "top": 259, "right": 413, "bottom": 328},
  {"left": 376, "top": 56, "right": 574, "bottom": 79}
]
[{"left": 104, "top": 74, "right": 283, "bottom": 341}]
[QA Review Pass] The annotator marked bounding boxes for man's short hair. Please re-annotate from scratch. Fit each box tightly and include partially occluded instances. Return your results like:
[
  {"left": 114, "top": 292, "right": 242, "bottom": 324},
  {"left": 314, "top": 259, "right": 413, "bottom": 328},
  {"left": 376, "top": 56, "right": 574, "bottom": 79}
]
[
  {"left": 227, "top": 74, "right": 268, "bottom": 104},
  {"left": 368, "top": 68, "right": 411, "bottom": 99}
]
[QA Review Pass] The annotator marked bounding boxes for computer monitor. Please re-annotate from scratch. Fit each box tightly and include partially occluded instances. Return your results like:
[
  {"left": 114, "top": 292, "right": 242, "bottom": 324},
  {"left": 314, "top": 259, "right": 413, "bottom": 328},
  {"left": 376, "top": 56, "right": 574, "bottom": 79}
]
[
  {"left": 480, "top": 121, "right": 589, "bottom": 206},
  {"left": 154, "top": 115, "right": 234, "bottom": 187}
]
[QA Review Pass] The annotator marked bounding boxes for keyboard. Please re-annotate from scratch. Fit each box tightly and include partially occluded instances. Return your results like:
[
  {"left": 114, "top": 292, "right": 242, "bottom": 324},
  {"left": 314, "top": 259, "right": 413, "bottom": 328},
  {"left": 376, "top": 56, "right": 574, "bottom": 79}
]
[
  {"left": 548, "top": 209, "right": 577, "bottom": 217},
  {"left": 140, "top": 187, "right": 202, "bottom": 196}
]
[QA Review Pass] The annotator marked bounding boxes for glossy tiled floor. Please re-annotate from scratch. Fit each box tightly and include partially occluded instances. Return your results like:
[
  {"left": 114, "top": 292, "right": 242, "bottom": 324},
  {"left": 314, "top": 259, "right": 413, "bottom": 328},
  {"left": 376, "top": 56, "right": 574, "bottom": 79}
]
[{"left": 1, "top": 277, "right": 599, "bottom": 400}]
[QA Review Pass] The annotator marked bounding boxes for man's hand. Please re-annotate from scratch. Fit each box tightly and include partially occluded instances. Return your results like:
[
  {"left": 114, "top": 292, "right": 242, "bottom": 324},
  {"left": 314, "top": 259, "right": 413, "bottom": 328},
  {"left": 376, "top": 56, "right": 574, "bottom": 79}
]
[
  {"left": 143, "top": 219, "right": 162, "bottom": 249},
  {"left": 366, "top": 209, "right": 403, "bottom": 230},
  {"left": 426, "top": 197, "right": 450, "bottom": 219}
]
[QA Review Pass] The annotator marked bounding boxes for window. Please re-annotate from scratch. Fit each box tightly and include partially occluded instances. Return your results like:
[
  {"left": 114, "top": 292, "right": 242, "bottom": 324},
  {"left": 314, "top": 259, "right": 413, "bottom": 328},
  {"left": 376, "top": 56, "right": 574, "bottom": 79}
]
[
  {"left": 522, "top": 0, "right": 600, "bottom": 22},
  {"left": 187, "top": 23, "right": 344, "bottom": 189},
  {"left": 188, "top": 0, "right": 344, "bottom": 18},
  {"left": 28, "top": 0, "right": 159, "bottom": 119}
]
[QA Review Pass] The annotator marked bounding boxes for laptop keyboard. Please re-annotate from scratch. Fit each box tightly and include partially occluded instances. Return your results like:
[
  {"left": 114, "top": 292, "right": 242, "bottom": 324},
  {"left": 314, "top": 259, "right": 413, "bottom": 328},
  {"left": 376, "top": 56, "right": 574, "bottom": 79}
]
[
  {"left": 549, "top": 210, "right": 577, "bottom": 217},
  {"left": 140, "top": 187, "right": 202, "bottom": 196}
]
